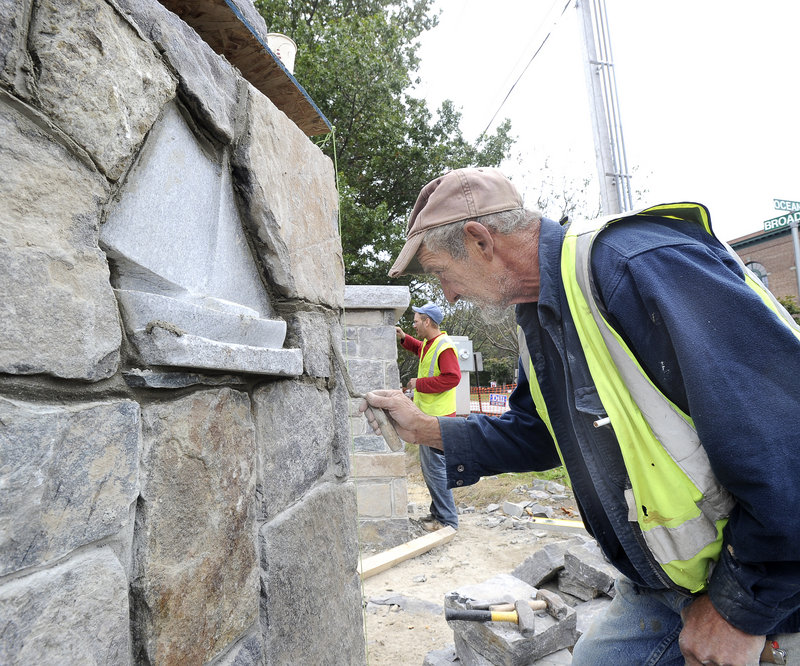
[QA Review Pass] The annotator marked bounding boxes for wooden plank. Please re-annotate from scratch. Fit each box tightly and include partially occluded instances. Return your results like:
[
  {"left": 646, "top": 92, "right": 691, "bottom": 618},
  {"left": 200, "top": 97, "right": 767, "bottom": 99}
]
[
  {"left": 529, "top": 517, "right": 588, "bottom": 534},
  {"left": 359, "top": 526, "right": 457, "bottom": 580},
  {"left": 157, "top": 0, "right": 330, "bottom": 136}
]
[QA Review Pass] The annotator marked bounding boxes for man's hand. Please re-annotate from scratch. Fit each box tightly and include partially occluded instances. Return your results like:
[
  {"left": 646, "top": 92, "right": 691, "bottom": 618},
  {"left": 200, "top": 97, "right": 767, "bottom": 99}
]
[
  {"left": 360, "top": 389, "right": 442, "bottom": 449},
  {"left": 395, "top": 326, "right": 405, "bottom": 341},
  {"left": 679, "top": 594, "right": 764, "bottom": 666},
  {"left": 406, "top": 378, "right": 417, "bottom": 391}
]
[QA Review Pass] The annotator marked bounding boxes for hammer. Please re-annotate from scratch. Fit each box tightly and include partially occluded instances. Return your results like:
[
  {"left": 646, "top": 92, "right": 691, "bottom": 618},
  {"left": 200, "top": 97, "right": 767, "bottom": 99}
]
[
  {"left": 535, "top": 588, "right": 570, "bottom": 621},
  {"left": 330, "top": 340, "right": 404, "bottom": 452},
  {"left": 445, "top": 599, "right": 537, "bottom": 636}
]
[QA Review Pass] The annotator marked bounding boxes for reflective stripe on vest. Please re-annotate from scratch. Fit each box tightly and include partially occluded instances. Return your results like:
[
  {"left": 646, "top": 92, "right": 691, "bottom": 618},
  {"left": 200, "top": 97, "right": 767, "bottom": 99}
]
[
  {"left": 517, "top": 328, "right": 566, "bottom": 470},
  {"left": 414, "top": 334, "right": 457, "bottom": 416},
  {"left": 554, "top": 202, "right": 799, "bottom": 592}
]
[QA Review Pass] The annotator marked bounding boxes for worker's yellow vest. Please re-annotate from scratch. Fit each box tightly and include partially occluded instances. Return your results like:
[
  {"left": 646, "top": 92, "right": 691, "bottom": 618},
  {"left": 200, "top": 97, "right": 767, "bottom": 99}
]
[
  {"left": 522, "top": 203, "right": 800, "bottom": 593},
  {"left": 414, "top": 333, "right": 457, "bottom": 417}
]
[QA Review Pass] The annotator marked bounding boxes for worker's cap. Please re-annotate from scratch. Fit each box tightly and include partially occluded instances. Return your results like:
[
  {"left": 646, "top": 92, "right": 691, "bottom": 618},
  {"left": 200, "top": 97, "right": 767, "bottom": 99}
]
[
  {"left": 388, "top": 167, "right": 524, "bottom": 277},
  {"left": 412, "top": 302, "right": 444, "bottom": 325}
]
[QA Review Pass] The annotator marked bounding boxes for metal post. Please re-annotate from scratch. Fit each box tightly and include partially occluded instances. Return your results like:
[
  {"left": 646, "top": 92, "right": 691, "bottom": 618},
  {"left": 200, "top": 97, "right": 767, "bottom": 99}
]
[
  {"left": 594, "top": 0, "right": 633, "bottom": 211},
  {"left": 576, "top": 0, "right": 632, "bottom": 214},
  {"left": 577, "top": 0, "right": 617, "bottom": 215}
]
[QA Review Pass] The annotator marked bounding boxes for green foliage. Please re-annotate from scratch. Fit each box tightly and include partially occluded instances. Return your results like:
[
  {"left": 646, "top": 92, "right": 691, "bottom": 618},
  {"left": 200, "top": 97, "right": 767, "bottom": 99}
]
[
  {"left": 480, "top": 356, "right": 516, "bottom": 386},
  {"left": 255, "top": 0, "right": 514, "bottom": 284},
  {"left": 777, "top": 295, "right": 800, "bottom": 324}
]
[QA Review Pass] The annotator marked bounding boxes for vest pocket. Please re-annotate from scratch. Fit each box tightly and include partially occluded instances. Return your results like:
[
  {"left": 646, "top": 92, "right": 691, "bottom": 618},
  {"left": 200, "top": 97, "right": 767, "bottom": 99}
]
[
  {"left": 574, "top": 385, "right": 603, "bottom": 413},
  {"left": 573, "top": 385, "right": 628, "bottom": 487}
]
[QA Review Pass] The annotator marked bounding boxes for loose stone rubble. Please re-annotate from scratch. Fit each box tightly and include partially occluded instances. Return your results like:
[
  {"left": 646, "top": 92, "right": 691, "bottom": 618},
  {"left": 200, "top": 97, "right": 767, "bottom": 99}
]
[{"left": 366, "top": 479, "right": 617, "bottom": 665}]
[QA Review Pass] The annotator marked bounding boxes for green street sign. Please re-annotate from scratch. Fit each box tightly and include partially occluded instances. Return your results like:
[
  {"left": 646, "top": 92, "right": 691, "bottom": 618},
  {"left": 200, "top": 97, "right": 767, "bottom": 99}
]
[
  {"left": 764, "top": 210, "right": 800, "bottom": 232},
  {"left": 773, "top": 198, "right": 800, "bottom": 212}
]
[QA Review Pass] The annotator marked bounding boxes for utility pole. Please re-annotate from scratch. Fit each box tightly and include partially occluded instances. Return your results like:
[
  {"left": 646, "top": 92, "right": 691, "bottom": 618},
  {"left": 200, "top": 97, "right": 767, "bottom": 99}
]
[{"left": 576, "top": 0, "right": 632, "bottom": 214}]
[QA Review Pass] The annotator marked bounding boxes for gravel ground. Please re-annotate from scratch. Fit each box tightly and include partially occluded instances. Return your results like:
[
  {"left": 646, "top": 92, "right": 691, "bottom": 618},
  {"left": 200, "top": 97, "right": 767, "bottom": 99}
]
[{"left": 361, "top": 474, "right": 581, "bottom": 666}]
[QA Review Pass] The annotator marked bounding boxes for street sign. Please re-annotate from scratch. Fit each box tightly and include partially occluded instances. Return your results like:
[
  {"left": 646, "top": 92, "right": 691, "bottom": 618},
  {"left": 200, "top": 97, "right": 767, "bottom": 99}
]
[
  {"left": 763, "top": 210, "right": 800, "bottom": 232},
  {"left": 769, "top": 198, "right": 800, "bottom": 300},
  {"left": 773, "top": 198, "right": 800, "bottom": 212}
]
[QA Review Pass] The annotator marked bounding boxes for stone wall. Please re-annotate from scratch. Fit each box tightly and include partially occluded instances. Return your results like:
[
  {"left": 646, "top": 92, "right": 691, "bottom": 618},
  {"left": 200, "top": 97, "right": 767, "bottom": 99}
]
[
  {"left": 0, "top": 1, "right": 365, "bottom": 664},
  {"left": 343, "top": 286, "right": 411, "bottom": 549}
]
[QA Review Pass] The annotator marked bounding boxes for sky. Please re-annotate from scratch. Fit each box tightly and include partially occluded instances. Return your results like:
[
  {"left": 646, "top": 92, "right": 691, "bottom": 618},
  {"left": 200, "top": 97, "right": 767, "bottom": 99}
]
[{"left": 413, "top": 0, "right": 800, "bottom": 242}]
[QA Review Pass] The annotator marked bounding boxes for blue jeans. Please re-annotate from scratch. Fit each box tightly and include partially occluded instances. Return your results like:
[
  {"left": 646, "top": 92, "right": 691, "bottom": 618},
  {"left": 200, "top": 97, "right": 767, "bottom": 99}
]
[
  {"left": 572, "top": 576, "right": 693, "bottom": 665},
  {"left": 574, "top": 576, "right": 799, "bottom": 665},
  {"left": 418, "top": 444, "right": 458, "bottom": 529}
]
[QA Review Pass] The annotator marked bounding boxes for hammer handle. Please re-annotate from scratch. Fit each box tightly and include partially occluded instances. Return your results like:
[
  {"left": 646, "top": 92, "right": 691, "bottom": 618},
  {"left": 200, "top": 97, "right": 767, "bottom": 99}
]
[
  {"left": 445, "top": 609, "right": 518, "bottom": 624},
  {"left": 489, "top": 600, "right": 546, "bottom": 612}
]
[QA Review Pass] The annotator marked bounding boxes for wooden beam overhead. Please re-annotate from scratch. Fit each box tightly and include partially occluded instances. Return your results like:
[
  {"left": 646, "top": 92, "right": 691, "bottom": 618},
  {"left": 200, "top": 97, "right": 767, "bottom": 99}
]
[{"left": 158, "top": 0, "right": 331, "bottom": 136}]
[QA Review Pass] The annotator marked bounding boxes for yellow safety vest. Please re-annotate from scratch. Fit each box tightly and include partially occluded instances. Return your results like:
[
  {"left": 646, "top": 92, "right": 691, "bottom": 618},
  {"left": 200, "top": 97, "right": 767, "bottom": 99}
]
[
  {"left": 414, "top": 333, "right": 457, "bottom": 417},
  {"left": 523, "top": 203, "right": 800, "bottom": 593}
]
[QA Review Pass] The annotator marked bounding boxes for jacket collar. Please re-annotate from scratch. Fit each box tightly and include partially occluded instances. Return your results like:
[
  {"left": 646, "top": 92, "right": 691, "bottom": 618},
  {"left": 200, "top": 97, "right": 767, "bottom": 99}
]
[{"left": 534, "top": 217, "right": 566, "bottom": 319}]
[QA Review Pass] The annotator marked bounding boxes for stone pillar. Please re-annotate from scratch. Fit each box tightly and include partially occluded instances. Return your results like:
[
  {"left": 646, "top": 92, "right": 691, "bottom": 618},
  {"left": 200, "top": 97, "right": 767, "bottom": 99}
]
[
  {"left": 0, "top": 1, "right": 365, "bottom": 664},
  {"left": 343, "top": 285, "right": 411, "bottom": 549}
]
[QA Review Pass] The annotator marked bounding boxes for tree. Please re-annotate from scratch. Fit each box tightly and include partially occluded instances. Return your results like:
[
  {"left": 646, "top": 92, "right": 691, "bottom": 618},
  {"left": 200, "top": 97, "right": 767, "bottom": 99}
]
[
  {"left": 481, "top": 356, "right": 516, "bottom": 386},
  {"left": 777, "top": 295, "right": 800, "bottom": 324},
  {"left": 255, "top": 0, "right": 514, "bottom": 285}
]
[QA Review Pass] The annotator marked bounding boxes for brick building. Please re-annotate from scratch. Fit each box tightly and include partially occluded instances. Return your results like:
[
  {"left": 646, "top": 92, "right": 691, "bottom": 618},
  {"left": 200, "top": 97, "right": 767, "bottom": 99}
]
[{"left": 729, "top": 227, "right": 800, "bottom": 303}]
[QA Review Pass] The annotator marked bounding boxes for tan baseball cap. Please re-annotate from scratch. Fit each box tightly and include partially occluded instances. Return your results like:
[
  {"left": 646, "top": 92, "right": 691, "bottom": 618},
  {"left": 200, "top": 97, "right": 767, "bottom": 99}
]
[{"left": 388, "top": 167, "right": 523, "bottom": 277}]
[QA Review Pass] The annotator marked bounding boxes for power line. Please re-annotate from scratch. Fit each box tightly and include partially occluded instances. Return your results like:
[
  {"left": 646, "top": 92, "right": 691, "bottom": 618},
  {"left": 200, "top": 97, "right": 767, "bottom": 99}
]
[
  {"left": 491, "top": 0, "right": 563, "bottom": 96},
  {"left": 479, "top": 0, "right": 574, "bottom": 139}
]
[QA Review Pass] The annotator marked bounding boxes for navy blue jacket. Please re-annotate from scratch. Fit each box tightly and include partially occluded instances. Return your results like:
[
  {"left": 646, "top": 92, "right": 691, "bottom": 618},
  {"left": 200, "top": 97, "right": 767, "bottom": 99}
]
[{"left": 440, "top": 214, "right": 800, "bottom": 634}]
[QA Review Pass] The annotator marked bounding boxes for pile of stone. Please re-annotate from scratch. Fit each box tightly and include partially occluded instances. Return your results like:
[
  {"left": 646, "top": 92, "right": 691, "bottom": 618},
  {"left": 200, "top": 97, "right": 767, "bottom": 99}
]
[
  {"left": 424, "top": 537, "right": 617, "bottom": 665},
  {"left": 492, "top": 480, "right": 575, "bottom": 522}
]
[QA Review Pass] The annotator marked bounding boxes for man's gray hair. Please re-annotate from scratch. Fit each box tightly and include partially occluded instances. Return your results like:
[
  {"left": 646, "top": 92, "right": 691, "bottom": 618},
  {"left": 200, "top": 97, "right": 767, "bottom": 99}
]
[{"left": 422, "top": 208, "right": 542, "bottom": 261}]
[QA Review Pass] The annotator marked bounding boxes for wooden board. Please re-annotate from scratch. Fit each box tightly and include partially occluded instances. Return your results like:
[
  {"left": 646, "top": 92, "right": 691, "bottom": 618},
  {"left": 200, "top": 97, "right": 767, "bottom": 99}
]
[
  {"left": 158, "top": 0, "right": 330, "bottom": 136},
  {"left": 529, "top": 517, "right": 588, "bottom": 534},
  {"left": 359, "top": 526, "right": 457, "bottom": 580}
]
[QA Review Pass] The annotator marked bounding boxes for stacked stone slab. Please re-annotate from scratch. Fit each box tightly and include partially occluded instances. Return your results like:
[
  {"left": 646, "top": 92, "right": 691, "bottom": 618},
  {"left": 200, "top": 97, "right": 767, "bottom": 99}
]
[
  {"left": 514, "top": 539, "right": 616, "bottom": 642},
  {"left": 511, "top": 537, "right": 594, "bottom": 589},
  {"left": 445, "top": 574, "right": 577, "bottom": 665},
  {"left": 428, "top": 537, "right": 618, "bottom": 664},
  {"left": 558, "top": 541, "right": 618, "bottom": 602},
  {"left": 0, "top": 1, "right": 365, "bottom": 664},
  {"left": 343, "top": 285, "right": 411, "bottom": 549}
]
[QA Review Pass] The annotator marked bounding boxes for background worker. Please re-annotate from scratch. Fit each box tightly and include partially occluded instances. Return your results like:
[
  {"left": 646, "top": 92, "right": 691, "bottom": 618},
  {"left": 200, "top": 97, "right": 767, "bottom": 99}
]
[
  {"left": 364, "top": 167, "right": 800, "bottom": 666},
  {"left": 396, "top": 302, "right": 460, "bottom": 532}
]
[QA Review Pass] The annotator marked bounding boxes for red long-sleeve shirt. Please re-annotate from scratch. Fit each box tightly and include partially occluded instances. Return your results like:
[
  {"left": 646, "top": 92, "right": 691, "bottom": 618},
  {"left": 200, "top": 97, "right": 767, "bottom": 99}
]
[{"left": 401, "top": 333, "right": 461, "bottom": 394}]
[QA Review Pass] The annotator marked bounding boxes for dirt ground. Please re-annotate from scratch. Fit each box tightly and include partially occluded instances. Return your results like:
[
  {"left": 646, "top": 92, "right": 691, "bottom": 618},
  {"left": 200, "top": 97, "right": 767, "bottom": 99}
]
[{"left": 360, "top": 452, "right": 581, "bottom": 666}]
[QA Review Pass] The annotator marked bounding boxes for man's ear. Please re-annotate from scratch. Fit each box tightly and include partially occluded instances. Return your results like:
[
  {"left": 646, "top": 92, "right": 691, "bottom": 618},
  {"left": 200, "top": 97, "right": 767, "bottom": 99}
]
[{"left": 463, "top": 221, "right": 494, "bottom": 260}]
